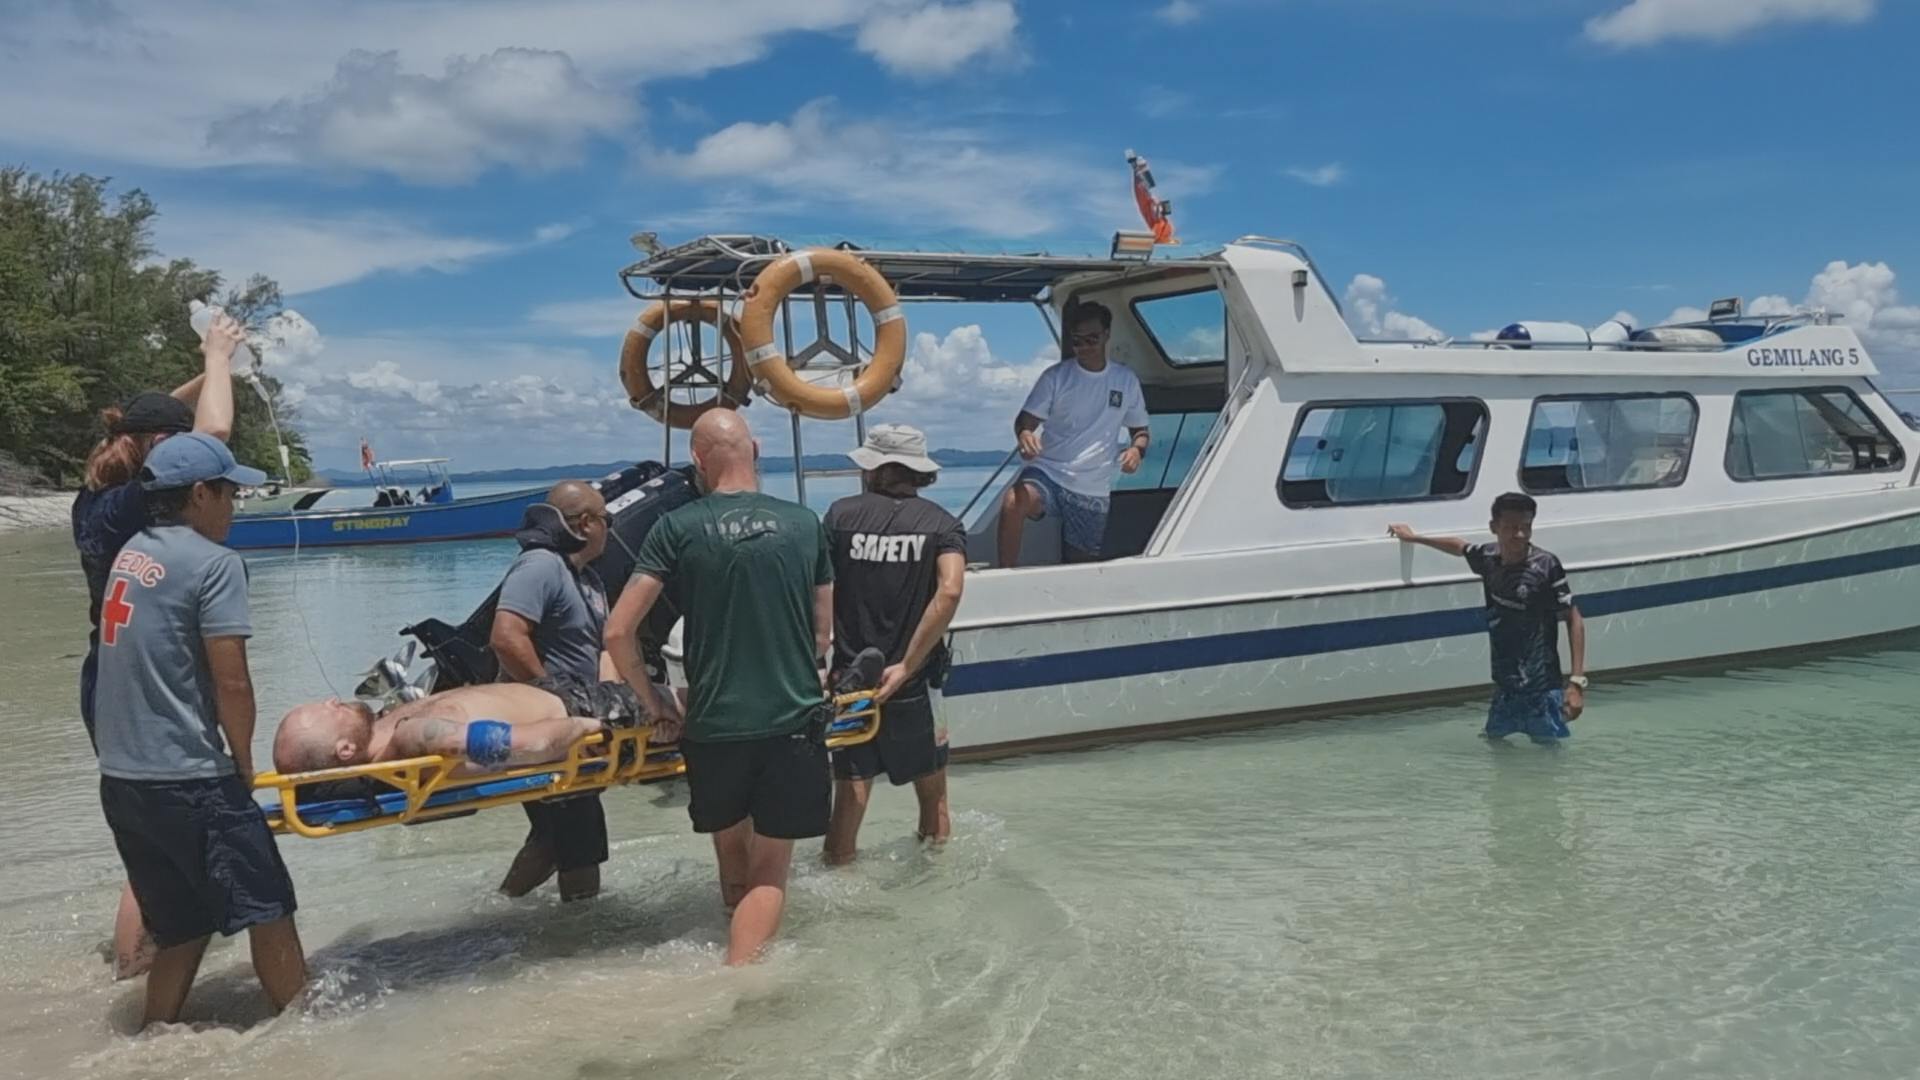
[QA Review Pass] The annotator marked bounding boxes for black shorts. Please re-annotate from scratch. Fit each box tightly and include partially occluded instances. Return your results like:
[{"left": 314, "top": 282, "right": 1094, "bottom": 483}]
[
  {"left": 681, "top": 726, "right": 831, "bottom": 840},
  {"left": 100, "top": 774, "right": 298, "bottom": 949},
  {"left": 832, "top": 689, "right": 949, "bottom": 786},
  {"left": 521, "top": 792, "right": 609, "bottom": 871}
]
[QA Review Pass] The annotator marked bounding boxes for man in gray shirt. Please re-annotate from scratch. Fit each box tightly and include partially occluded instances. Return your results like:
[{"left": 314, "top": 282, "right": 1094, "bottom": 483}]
[
  {"left": 92, "top": 433, "right": 306, "bottom": 1027},
  {"left": 491, "top": 480, "right": 616, "bottom": 901}
]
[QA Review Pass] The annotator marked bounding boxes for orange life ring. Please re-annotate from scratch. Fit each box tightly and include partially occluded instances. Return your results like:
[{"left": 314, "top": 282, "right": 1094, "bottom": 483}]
[
  {"left": 738, "top": 249, "right": 907, "bottom": 420},
  {"left": 619, "top": 299, "right": 751, "bottom": 429}
]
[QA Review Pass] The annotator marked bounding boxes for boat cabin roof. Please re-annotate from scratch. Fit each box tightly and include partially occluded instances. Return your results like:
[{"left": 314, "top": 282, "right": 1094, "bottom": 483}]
[
  {"left": 378, "top": 458, "right": 451, "bottom": 468},
  {"left": 620, "top": 234, "right": 1221, "bottom": 304}
]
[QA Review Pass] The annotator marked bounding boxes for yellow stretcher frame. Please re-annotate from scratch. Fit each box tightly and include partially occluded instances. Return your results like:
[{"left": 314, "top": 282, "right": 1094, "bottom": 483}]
[{"left": 255, "top": 693, "right": 881, "bottom": 839}]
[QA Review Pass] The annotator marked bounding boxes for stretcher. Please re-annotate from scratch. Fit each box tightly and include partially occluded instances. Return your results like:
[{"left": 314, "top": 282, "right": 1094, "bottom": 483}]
[{"left": 254, "top": 693, "right": 881, "bottom": 839}]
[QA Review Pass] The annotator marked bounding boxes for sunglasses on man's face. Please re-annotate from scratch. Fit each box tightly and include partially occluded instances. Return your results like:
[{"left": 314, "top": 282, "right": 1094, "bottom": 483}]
[
  {"left": 570, "top": 510, "right": 610, "bottom": 528},
  {"left": 1070, "top": 332, "right": 1106, "bottom": 347}
]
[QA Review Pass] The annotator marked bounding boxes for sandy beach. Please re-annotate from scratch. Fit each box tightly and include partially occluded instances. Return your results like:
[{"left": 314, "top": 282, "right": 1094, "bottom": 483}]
[{"left": 0, "top": 493, "right": 70, "bottom": 535}]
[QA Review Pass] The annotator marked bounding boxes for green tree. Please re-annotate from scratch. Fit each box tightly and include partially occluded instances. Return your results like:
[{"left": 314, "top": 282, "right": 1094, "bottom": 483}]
[{"left": 0, "top": 168, "right": 311, "bottom": 484}]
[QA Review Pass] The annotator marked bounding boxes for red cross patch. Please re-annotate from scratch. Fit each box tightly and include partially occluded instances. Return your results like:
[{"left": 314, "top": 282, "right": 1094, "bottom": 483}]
[{"left": 102, "top": 578, "right": 136, "bottom": 646}]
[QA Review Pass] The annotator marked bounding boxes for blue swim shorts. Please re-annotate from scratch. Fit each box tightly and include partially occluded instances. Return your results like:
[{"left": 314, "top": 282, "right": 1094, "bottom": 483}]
[
  {"left": 466, "top": 719, "right": 514, "bottom": 767},
  {"left": 1017, "top": 468, "right": 1109, "bottom": 557},
  {"left": 1485, "top": 688, "right": 1570, "bottom": 744}
]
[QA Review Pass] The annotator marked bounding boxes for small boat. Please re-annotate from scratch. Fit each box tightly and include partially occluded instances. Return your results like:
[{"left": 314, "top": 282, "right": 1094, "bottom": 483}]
[{"left": 226, "top": 458, "right": 550, "bottom": 550}]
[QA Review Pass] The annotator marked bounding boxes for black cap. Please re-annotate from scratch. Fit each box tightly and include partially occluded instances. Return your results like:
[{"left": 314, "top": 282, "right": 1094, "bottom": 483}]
[{"left": 111, "top": 391, "right": 194, "bottom": 435}]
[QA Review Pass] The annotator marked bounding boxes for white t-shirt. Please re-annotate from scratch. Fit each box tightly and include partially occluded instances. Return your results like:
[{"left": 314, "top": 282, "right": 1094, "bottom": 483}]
[{"left": 1019, "top": 359, "right": 1150, "bottom": 497}]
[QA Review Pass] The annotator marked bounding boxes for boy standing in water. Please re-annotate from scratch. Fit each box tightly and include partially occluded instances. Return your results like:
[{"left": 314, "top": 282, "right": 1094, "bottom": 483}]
[{"left": 1389, "top": 492, "right": 1588, "bottom": 742}]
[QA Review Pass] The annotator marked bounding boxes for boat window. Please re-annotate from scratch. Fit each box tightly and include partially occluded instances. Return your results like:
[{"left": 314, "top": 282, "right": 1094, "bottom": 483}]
[
  {"left": 1114, "top": 411, "right": 1215, "bottom": 492},
  {"left": 1279, "top": 400, "right": 1488, "bottom": 508},
  {"left": 1726, "top": 387, "right": 1906, "bottom": 481},
  {"left": 1132, "top": 288, "right": 1226, "bottom": 368},
  {"left": 1520, "top": 394, "right": 1697, "bottom": 493}
]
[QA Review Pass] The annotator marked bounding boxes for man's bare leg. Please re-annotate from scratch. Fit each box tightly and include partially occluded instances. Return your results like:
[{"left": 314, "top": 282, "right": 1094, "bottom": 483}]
[
  {"left": 142, "top": 935, "right": 211, "bottom": 1027},
  {"left": 113, "top": 883, "right": 155, "bottom": 979},
  {"left": 710, "top": 819, "right": 754, "bottom": 912},
  {"left": 995, "top": 482, "right": 1042, "bottom": 569},
  {"left": 727, "top": 831, "right": 795, "bottom": 966},
  {"left": 247, "top": 917, "right": 307, "bottom": 1013},
  {"left": 823, "top": 778, "right": 873, "bottom": 866},
  {"left": 557, "top": 866, "right": 601, "bottom": 902},
  {"left": 498, "top": 841, "right": 557, "bottom": 898},
  {"left": 912, "top": 769, "right": 951, "bottom": 845}
]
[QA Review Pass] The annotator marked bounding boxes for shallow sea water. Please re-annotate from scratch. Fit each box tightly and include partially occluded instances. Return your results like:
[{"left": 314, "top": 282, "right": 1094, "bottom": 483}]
[{"left": 4, "top": 493, "right": 1920, "bottom": 1078}]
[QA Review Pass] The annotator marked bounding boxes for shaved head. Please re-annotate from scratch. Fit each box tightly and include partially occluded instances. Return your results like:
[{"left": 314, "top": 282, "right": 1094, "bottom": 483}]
[
  {"left": 274, "top": 698, "right": 376, "bottom": 774},
  {"left": 688, "top": 410, "right": 759, "bottom": 492},
  {"left": 547, "top": 479, "right": 603, "bottom": 518}
]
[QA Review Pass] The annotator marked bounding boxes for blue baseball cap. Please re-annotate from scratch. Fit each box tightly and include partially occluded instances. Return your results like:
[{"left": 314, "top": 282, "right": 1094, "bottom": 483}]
[{"left": 140, "top": 432, "right": 268, "bottom": 491}]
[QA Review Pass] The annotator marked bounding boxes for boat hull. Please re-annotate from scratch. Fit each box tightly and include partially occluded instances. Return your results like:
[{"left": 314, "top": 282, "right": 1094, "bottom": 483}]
[
  {"left": 942, "top": 512, "right": 1920, "bottom": 755},
  {"left": 225, "top": 487, "right": 547, "bottom": 550}
]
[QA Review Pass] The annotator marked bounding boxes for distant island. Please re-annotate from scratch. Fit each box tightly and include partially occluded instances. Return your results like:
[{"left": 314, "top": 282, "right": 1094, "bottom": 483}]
[{"left": 318, "top": 449, "right": 1010, "bottom": 486}]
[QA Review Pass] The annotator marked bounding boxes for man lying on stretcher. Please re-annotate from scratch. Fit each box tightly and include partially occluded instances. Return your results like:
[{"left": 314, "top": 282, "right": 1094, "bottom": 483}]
[{"left": 271, "top": 679, "right": 679, "bottom": 780}]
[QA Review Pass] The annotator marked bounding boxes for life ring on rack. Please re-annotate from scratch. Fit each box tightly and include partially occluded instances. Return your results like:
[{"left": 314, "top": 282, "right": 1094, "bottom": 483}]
[
  {"left": 738, "top": 249, "right": 907, "bottom": 420},
  {"left": 619, "top": 299, "right": 752, "bottom": 429}
]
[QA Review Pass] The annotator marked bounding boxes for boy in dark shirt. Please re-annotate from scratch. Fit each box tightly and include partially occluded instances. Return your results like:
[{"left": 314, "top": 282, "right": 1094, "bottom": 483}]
[
  {"left": 1389, "top": 492, "right": 1588, "bottom": 742},
  {"left": 821, "top": 425, "right": 967, "bottom": 864}
]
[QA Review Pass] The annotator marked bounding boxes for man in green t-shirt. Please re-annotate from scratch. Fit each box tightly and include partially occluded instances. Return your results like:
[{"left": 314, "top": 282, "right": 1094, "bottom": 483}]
[{"left": 606, "top": 410, "right": 834, "bottom": 966}]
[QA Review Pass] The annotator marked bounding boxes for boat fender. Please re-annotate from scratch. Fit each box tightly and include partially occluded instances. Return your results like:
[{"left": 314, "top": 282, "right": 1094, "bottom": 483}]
[
  {"left": 465, "top": 719, "right": 513, "bottom": 768},
  {"left": 619, "top": 299, "right": 752, "bottom": 430},
  {"left": 738, "top": 249, "right": 908, "bottom": 420}
]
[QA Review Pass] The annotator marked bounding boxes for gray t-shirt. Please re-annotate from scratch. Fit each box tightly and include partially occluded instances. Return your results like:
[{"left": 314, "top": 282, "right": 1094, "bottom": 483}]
[
  {"left": 495, "top": 549, "right": 608, "bottom": 686},
  {"left": 94, "top": 524, "right": 251, "bottom": 781}
]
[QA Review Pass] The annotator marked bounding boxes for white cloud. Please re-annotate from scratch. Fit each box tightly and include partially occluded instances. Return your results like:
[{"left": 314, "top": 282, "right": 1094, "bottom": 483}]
[
  {"left": 855, "top": 1, "right": 1021, "bottom": 77},
  {"left": 1285, "top": 163, "right": 1347, "bottom": 188},
  {"left": 1139, "top": 85, "right": 1195, "bottom": 119},
  {"left": 1655, "top": 260, "right": 1920, "bottom": 369},
  {"left": 1585, "top": 0, "right": 1875, "bottom": 47},
  {"left": 528, "top": 297, "right": 651, "bottom": 339},
  {"left": 0, "top": 1, "right": 1006, "bottom": 176},
  {"left": 153, "top": 207, "right": 511, "bottom": 295},
  {"left": 1155, "top": 1, "right": 1203, "bottom": 25},
  {"left": 857, "top": 325, "right": 1058, "bottom": 447},
  {"left": 1344, "top": 274, "right": 1445, "bottom": 342},
  {"left": 207, "top": 48, "right": 635, "bottom": 183},
  {"left": 656, "top": 99, "right": 1150, "bottom": 236},
  {"left": 533, "top": 222, "right": 580, "bottom": 243}
]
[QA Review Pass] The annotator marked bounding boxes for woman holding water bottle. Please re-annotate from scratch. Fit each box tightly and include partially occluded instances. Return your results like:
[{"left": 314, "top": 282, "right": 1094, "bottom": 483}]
[{"left": 70, "top": 304, "right": 247, "bottom": 980}]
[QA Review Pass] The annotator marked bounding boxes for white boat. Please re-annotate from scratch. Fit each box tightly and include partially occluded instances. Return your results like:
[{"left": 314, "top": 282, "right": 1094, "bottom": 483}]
[{"left": 618, "top": 234, "right": 1920, "bottom": 757}]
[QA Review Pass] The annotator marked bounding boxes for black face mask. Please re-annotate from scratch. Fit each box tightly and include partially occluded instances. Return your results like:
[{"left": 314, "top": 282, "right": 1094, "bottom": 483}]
[{"left": 515, "top": 503, "right": 587, "bottom": 555}]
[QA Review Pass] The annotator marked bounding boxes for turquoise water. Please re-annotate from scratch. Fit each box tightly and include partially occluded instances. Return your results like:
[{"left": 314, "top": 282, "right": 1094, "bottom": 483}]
[{"left": 4, "top": 467, "right": 1920, "bottom": 1078}]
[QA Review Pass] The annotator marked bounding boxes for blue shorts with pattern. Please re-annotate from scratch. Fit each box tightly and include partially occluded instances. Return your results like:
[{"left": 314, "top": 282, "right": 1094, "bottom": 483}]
[
  {"left": 1485, "top": 687, "right": 1570, "bottom": 744},
  {"left": 1017, "top": 468, "right": 1109, "bottom": 557}
]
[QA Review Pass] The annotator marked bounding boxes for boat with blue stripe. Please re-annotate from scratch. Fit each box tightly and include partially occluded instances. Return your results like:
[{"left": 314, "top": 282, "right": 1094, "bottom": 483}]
[
  {"left": 602, "top": 234, "right": 1920, "bottom": 759},
  {"left": 227, "top": 458, "right": 548, "bottom": 550}
]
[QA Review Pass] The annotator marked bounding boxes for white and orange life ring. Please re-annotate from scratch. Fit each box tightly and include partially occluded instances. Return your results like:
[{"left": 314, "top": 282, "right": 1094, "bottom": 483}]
[
  {"left": 619, "top": 299, "right": 752, "bottom": 430},
  {"left": 738, "top": 249, "right": 907, "bottom": 420}
]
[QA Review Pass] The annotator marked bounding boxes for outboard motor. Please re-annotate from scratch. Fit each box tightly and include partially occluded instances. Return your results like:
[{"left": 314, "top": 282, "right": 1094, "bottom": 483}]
[{"left": 398, "top": 462, "right": 697, "bottom": 692}]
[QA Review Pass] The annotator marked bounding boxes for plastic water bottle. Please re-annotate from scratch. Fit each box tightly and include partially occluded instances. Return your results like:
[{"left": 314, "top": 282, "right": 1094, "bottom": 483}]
[{"left": 188, "top": 299, "right": 259, "bottom": 371}]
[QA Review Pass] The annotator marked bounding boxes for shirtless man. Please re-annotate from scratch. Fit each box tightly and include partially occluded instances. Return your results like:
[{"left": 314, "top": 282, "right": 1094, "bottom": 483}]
[{"left": 271, "top": 683, "right": 621, "bottom": 777}]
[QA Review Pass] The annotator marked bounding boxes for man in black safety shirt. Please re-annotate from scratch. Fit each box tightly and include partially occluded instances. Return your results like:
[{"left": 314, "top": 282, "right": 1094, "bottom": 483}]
[{"left": 822, "top": 424, "right": 967, "bottom": 865}]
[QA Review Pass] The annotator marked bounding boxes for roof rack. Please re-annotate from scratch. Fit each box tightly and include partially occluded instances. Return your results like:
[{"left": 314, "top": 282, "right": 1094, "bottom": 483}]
[{"left": 619, "top": 234, "right": 1220, "bottom": 304}]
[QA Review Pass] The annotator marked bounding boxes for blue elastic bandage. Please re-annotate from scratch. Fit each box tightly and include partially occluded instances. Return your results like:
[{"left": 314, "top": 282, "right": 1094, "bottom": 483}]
[{"left": 465, "top": 719, "right": 513, "bottom": 767}]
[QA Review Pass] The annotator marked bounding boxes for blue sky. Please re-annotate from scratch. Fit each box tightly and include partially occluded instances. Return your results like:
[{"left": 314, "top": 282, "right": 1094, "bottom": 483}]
[{"left": 3, "top": 0, "right": 1914, "bottom": 470}]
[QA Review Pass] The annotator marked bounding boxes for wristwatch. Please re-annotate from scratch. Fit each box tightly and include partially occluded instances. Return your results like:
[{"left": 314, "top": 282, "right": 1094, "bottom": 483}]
[{"left": 1567, "top": 675, "right": 1590, "bottom": 690}]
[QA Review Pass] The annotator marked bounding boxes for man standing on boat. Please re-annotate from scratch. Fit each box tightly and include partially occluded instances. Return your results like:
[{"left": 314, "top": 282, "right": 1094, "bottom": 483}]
[
  {"left": 1389, "top": 492, "right": 1588, "bottom": 742},
  {"left": 491, "top": 480, "right": 617, "bottom": 902},
  {"left": 997, "top": 300, "right": 1151, "bottom": 567},
  {"left": 605, "top": 410, "right": 835, "bottom": 965},
  {"left": 821, "top": 424, "right": 966, "bottom": 864}
]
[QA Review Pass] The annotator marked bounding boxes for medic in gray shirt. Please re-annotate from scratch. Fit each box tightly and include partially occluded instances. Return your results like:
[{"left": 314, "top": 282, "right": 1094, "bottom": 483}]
[{"left": 91, "top": 433, "right": 307, "bottom": 1029}]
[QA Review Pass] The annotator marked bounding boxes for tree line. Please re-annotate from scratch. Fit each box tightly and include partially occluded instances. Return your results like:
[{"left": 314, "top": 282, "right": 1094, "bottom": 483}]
[{"left": 0, "top": 168, "right": 312, "bottom": 487}]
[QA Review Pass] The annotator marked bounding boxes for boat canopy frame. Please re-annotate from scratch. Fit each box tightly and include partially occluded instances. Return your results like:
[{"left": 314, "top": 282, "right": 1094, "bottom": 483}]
[{"left": 618, "top": 233, "right": 1230, "bottom": 505}]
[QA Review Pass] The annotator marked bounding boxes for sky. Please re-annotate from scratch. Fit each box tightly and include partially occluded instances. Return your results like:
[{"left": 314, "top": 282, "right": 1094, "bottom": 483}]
[{"left": 3, "top": 0, "right": 1915, "bottom": 471}]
